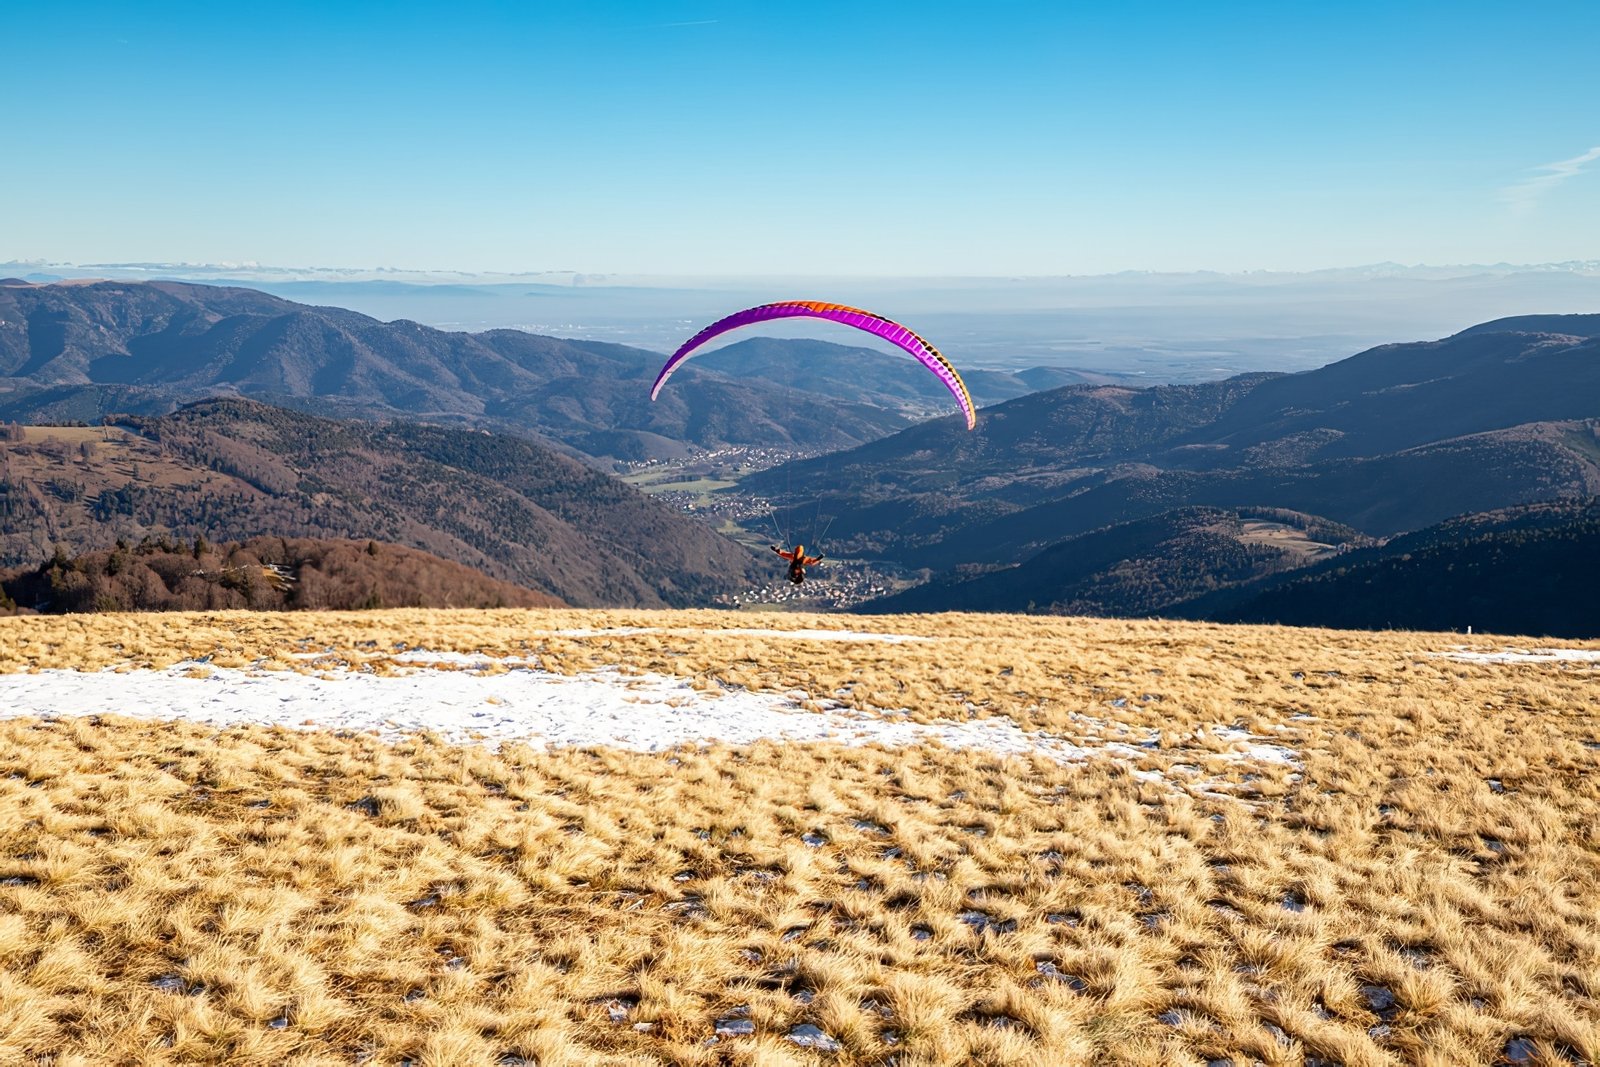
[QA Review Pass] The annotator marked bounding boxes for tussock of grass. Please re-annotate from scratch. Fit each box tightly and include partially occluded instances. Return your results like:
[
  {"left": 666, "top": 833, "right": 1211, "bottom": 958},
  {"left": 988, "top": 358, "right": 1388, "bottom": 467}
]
[{"left": 0, "top": 609, "right": 1597, "bottom": 1065}]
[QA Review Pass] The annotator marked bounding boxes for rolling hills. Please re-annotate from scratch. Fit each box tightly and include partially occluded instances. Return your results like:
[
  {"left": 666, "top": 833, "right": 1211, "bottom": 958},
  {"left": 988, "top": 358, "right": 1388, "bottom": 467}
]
[
  {"left": 0, "top": 279, "right": 1077, "bottom": 461},
  {"left": 751, "top": 317, "right": 1600, "bottom": 571}
]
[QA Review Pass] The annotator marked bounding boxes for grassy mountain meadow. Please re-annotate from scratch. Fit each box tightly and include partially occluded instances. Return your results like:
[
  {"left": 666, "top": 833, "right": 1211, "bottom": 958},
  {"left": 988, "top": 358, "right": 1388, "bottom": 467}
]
[{"left": 2, "top": 608, "right": 1597, "bottom": 1064}]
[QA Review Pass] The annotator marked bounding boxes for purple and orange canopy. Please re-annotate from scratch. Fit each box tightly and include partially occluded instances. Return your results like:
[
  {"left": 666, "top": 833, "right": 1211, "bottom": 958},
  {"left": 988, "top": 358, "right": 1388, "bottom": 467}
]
[{"left": 649, "top": 300, "right": 977, "bottom": 430}]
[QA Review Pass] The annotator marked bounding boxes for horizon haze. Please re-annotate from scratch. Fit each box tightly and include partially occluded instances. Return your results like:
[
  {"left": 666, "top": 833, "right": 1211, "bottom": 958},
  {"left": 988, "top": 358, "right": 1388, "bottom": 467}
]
[{"left": 8, "top": 257, "right": 1598, "bottom": 381}]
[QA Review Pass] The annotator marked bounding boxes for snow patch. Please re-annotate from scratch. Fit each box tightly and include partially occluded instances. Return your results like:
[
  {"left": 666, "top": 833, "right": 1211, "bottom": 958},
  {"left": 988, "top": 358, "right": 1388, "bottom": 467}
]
[
  {"left": 1432, "top": 647, "right": 1600, "bottom": 665},
  {"left": 0, "top": 662, "right": 1095, "bottom": 761},
  {"left": 1208, "top": 726, "right": 1299, "bottom": 765},
  {"left": 0, "top": 654, "right": 1300, "bottom": 789},
  {"left": 538, "top": 627, "right": 935, "bottom": 643}
]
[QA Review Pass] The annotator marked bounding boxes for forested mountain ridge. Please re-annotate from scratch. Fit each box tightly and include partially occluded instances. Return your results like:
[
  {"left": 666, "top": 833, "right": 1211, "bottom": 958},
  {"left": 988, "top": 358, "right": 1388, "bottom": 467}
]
[
  {"left": 0, "top": 400, "right": 763, "bottom": 607},
  {"left": 1188, "top": 496, "right": 1600, "bottom": 637},
  {"left": 1, "top": 535, "right": 562, "bottom": 614}
]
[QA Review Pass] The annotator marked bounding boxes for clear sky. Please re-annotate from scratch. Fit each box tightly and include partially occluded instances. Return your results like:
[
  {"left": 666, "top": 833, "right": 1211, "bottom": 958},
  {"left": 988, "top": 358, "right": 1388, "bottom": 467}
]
[{"left": 5, "top": 1, "right": 1598, "bottom": 275}]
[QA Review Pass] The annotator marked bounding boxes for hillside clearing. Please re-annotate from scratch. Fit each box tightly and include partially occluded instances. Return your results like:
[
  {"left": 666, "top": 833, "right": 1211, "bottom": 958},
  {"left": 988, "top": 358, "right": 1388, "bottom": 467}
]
[{"left": 1, "top": 609, "right": 1597, "bottom": 1066}]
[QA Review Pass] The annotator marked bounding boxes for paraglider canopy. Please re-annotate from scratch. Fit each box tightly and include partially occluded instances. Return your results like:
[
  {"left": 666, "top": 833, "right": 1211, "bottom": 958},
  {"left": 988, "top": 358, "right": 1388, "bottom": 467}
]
[{"left": 649, "top": 300, "right": 977, "bottom": 430}]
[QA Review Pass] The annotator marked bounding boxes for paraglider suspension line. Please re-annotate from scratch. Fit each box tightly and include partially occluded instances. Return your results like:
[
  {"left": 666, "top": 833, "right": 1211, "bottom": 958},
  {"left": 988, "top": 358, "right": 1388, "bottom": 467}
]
[
  {"left": 813, "top": 512, "right": 836, "bottom": 548},
  {"left": 764, "top": 501, "right": 788, "bottom": 549}
]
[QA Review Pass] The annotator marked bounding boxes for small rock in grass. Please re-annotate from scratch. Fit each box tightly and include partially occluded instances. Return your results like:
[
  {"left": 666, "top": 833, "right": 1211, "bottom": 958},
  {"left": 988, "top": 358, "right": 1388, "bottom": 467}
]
[
  {"left": 1360, "top": 984, "right": 1398, "bottom": 1020},
  {"left": 958, "top": 910, "right": 1016, "bottom": 934},
  {"left": 348, "top": 796, "right": 382, "bottom": 817},
  {"left": 787, "top": 1024, "right": 842, "bottom": 1052},
  {"left": 1501, "top": 1037, "right": 1541, "bottom": 1064},
  {"left": 1035, "top": 960, "right": 1088, "bottom": 992}
]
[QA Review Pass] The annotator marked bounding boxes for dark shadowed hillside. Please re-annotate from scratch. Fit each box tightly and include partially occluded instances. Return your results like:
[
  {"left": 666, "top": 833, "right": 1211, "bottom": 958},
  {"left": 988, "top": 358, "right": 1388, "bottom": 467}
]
[
  {"left": 1, "top": 536, "right": 561, "bottom": 614},
  {"left": 860, "top": 507, "right": 1366, "bottom": 616},
  {"left": 0, "top": 402, "right": 763, "bottom": 607},
  {"left": 1192, "top": 497, "right": 1600, "bottom": 638}
]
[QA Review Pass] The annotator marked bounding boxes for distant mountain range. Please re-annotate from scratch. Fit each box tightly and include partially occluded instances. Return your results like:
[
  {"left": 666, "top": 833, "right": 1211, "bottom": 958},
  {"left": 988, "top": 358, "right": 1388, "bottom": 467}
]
[
  {"left": 754, "top": 315, "right": 1600, "bottom": 571},
  {"left": 0, "top": 401, "right": 761, "bottom": 608},
  {"left": 8, "top": 259, "right": 1599, "bottom": 379},
  {"left": 0, "top": 279, "right": 1086, "bottom": 461},
  {"left": 691, "top": 337, "right": 1106, "bottom": 413}
]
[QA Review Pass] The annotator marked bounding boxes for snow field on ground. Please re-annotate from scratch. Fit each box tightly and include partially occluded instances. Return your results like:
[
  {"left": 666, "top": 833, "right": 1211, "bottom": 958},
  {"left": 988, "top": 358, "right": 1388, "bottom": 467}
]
[
  {"left": 1433, "top": 647, "right": 1600, "bottom": 664},
  {"left": 0, "top": 652, "right": 1296, "bottom": 782}
]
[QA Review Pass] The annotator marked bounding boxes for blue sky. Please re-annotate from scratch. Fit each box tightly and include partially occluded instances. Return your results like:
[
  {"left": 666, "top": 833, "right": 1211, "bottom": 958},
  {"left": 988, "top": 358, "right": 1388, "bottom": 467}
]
[{"left": 5, "top": 1, "right": 1598, "bottom": 275}]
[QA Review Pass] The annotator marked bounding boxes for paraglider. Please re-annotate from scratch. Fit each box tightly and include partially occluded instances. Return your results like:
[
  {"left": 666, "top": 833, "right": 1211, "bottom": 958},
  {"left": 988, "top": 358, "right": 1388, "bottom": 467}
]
[
  {"left": 772, "top": 543, "right": 824, "bottom": 584},
  {"left": 649, "top": 300, "right": 977, "bottom": 430},
  {"left": 654, "top": 301, "right": 970, "bottom": 590}
]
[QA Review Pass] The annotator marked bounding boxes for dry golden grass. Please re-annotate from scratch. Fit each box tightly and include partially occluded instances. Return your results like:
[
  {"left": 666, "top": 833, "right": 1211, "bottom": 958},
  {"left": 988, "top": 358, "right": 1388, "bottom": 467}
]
[{"left": 0, "top": 609, "right": 1597, "bottom": 1065}]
